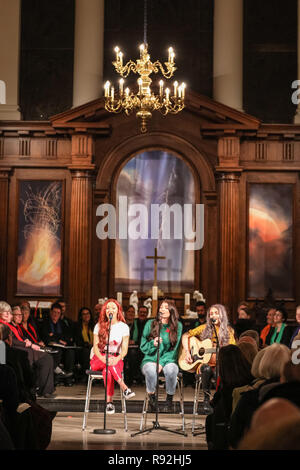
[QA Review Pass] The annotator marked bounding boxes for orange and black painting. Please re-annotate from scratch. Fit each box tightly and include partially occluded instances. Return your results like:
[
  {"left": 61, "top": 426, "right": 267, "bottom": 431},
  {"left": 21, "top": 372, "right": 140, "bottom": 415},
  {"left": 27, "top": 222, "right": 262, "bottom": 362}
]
[
  {"left": 17, "top": 181, "right": 62, "bottom": 295},
  {"left": 248, "top": 184, "right": 293, "bottom": 299}
]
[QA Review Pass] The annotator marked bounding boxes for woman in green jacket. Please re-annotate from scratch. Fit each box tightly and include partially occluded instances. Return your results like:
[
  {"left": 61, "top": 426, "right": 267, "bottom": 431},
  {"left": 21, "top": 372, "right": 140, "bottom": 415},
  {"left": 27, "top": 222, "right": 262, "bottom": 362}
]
[{"left": 140, "top": 299, "right": 183, "bottom": 411}]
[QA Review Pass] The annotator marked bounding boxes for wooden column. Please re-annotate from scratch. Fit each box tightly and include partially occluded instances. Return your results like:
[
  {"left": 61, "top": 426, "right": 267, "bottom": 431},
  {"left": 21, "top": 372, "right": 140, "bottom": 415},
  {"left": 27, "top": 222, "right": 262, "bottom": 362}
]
[
  {"left": 0, "top": 168, "right": 11, "bottom": 299},
  {"left": 216, "top": 136, "right": 242, "bottom": 318},
  {"left": 68, "top": 134, "right": 95, "bottom": 319}
]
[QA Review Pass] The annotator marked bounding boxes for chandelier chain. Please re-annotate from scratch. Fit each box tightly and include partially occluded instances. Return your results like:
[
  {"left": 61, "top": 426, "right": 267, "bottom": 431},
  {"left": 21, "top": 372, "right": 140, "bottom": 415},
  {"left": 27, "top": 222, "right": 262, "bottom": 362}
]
[{"left": 144, "top": 0, "right": 148, "bottom": 45}]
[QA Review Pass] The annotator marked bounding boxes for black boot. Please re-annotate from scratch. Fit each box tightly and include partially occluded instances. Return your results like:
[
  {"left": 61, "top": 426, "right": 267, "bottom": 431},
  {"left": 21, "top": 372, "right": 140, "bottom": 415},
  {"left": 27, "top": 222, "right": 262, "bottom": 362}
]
[
  {"left": 148, "top": 393, "right": 156, "bottom": 412},
  {"left": 164, "top": 394, "right": 173, "bottom": 413},
  {"left": 203, "top": 390, "right": 213, "bottom": 415}
]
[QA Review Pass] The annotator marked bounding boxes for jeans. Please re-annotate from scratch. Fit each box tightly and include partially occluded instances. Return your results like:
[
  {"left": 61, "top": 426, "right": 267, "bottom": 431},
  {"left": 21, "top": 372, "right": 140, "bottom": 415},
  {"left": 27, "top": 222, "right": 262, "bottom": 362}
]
[{"left": 142, "top": 362, "right": 178, "bottom": 395}]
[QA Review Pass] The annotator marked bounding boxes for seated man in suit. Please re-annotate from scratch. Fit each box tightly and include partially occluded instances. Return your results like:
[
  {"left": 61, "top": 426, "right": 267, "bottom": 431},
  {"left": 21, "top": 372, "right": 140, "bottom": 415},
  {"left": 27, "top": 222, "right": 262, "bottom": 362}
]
[{"left": 40, "top": 302, "right": 74, "bottom": 384}]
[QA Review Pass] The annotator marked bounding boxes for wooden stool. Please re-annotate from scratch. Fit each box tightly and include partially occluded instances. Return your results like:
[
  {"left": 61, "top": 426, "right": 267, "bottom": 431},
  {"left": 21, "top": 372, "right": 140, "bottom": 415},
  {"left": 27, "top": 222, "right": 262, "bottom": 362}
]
[{"left": 82, "top": 369, "right": 128, "bottom": 431}]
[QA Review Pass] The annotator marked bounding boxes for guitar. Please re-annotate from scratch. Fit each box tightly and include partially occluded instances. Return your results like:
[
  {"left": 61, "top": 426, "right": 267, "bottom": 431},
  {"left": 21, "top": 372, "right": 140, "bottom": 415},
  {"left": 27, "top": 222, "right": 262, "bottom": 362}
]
[{"left": 178, "top": 337, "right": 216, "bottom": 372}]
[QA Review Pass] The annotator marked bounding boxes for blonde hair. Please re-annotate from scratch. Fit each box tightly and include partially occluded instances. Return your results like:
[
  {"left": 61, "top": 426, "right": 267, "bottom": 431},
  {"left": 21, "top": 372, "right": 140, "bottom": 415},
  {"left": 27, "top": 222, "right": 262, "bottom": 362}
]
[
  {"left": 251, "top": 348, "right": 268, "bottom": 378},
  {"left": 0, "top": 301, "right": 12, "bottom": 315},
  {"left": 259, "top": 344, "right": 291, "bottom": 380}
]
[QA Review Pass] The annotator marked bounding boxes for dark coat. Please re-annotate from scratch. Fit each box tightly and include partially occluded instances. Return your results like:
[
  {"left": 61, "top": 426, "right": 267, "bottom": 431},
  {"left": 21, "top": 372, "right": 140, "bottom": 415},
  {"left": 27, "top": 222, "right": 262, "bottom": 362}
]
[
  {"left": 205, "top": 385, "right": 236, "bottom": 450},
  {"left": 40, "top": 318, "right": 74, "bottom": 346}
]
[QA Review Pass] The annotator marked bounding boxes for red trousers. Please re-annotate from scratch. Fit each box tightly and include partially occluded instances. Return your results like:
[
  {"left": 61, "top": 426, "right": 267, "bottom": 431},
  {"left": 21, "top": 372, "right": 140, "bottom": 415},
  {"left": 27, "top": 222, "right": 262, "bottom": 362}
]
[{"left": 90, "top": 355, "right": 124, "bottom": 397}]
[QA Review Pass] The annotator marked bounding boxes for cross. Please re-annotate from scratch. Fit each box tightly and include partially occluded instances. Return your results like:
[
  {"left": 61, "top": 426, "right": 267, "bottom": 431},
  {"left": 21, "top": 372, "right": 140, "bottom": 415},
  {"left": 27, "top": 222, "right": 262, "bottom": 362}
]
[{"left": 146, "top": 247, "right": 166, "bottom": 286}]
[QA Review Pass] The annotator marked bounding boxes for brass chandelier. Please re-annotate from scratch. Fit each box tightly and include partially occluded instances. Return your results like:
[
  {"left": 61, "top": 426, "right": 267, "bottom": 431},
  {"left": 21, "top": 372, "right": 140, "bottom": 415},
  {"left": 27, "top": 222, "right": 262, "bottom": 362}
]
[{"left": 104, "top": 1, "right": 186, "bottom": 133}]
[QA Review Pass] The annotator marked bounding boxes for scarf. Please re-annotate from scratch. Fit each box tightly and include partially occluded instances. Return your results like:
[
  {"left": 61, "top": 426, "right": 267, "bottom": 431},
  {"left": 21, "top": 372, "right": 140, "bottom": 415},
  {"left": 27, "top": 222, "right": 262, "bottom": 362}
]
[
  {"left": 0, "top": 319, "right": 24, "bottom": 342},
  {"left": 270, "top": 323, "right": 286, "bottom": 344},
  {"left": 21, "top": 323, "right": 38, "bottom": 343}
]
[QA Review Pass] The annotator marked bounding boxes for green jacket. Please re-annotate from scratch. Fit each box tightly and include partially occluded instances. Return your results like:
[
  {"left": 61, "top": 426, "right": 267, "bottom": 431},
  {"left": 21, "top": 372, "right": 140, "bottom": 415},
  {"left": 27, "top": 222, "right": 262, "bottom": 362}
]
[{"left": 140, "top": 319, "right": 183, "bottom": 369}]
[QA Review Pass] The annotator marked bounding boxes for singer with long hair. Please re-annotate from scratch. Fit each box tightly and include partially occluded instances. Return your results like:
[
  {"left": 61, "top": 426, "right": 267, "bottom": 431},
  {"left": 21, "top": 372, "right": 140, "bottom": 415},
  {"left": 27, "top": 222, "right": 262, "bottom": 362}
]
[
  {"left": 90, "top": 299, "right": 135, "bottom": 415},
  {"left": 140, "top": 299, "right": 183, "bottom": 412},
  {"left": 181, "top": 304, "right": 235, "bottom": 414}
]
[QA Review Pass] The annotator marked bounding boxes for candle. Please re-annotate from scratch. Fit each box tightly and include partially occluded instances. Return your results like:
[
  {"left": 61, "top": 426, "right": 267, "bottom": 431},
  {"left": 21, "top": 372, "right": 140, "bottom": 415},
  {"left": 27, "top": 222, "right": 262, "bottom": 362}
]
[
  {"left": 114, "top": 46, "right": 119, "bottom": 61},
  {"left": 104, "top": 81, "right": 110, "bottom": 97},
  {"left": 111, "top": 86, "right": 114, "bottom": 101},
  {"left": 165, "top": 88, "right": 170, "bottom": 101},
  {"left": 152, "top": 286, "right": 158, "bottom": 301},
  {"left": 138, "top": 78, "right": 142, "bottom": 94},
  {"left": 117, "top": 292, "right": 122, "bottom": 305},
  {"left": 185, "top": 293, "right": 190, "bottom": 306},
  {"left": 139, "top": 44, "right": 145, "bottom": 58},
  {"left": 170, "top": 52, "right": 175, "bottom": 63},
  {"left": 125, "top": 87, "right": 130, "bottom": 97},
  {"left": 159, "top": 80, "right": 164, "bottom": 97},
  {"left": 168, "top": 47, "right": 173, "bottom": 63},
  {"left": 173, "top": 81, "right": 178, "bottom": 97},
  {"left": 181, "top": 83, "right": 186, "bottom": 99},
  {"left": 119, "top": 78, "right": 124, "bottom": 95},
  {"left": 119, "top": 52, "right": 123, "bottom": 66}
]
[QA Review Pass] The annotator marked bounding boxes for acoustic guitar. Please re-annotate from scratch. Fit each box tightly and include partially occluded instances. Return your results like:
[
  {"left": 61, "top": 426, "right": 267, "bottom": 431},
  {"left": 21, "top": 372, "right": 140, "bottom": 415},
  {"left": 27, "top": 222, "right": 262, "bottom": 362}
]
[{"left": 178, "top": 337, "right": 216, "bottom": 372}]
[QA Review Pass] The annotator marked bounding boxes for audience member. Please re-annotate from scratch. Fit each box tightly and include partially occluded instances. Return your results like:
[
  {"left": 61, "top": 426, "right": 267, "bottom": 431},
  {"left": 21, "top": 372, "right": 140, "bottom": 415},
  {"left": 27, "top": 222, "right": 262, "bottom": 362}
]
[
  {"left": 239, "top": 329, "right": 260, "bottom": 349},
  {"left": 40, "top": 302, "right": 75, "bottom": 383},
  {"left": 265, "top": 307, "right": 292, "bottom": 346},
  {"left": 281, "top": 358, "right": 300, "bottom": 383},
  {"left": 74, "top": 307, "right": 94, "bottom": 381},
  {"left": 290, "top": 305, "right": 300, "bottom": 347},
  {"left": 93, "top": 303, "right": 102, "bottom": 323},
  {"left": 0, "top": 362, "right": 38, "bottom": 449},
  {"left": 228, "top": 343, "right": 290, "bottom": 448},
  {"left": 124, "top": 305, "right": 148, "bottom": 386},
  {"left": 0, "top": 302, "right": 56, "bottom": 398},
  {"left": 58, "top": 300, "right": 75, "bottom": 339},
  {"left": 237, "top": 340, "right": 258, "bottom": 365},
  {"left": 205, "top": 344, "right": 253, "bottom": 450},
  {"left": 20, "top": 304, "right": 45, "bottom": 347},
  {"left": 0, "top": 322, "right": 35, "bottom": 402},
  {"left": 260, "top": 307, "right": 276, "bottom": 346},
  {"left": 238, "top": 399, "right": 300, "bottom": 450},
  {"left": 193, "top": 301, "right": 207, "bottom": 328},
  {"left": 234, "top": 303, "right": 256, "bottom": 339}
]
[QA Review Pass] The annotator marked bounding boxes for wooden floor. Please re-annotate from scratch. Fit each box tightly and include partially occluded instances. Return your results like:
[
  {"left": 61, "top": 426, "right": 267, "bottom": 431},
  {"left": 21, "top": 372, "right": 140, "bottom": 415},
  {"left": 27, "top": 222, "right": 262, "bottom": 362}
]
[
  {"left": 44, "top": 383, "right": 208, "bottom": 450},
  {"left": 47, "top": 412, "right": 207, "bottom": 450}
]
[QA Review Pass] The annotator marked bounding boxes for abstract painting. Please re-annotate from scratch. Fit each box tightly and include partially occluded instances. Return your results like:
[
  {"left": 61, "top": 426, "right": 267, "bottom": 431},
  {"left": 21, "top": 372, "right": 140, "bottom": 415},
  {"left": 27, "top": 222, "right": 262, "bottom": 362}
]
[
  {"left": 248, "top": 184, "right": 293, "bottom": 299},
  {"left": 17, "top": 181, "right": 63, "bottom": 295}
]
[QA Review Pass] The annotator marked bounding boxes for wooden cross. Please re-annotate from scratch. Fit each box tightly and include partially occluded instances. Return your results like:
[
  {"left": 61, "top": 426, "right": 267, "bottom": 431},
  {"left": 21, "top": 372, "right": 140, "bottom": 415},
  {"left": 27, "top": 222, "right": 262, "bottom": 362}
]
[{"left": 146, "top": 247, "right": 166, "bottom": 286}]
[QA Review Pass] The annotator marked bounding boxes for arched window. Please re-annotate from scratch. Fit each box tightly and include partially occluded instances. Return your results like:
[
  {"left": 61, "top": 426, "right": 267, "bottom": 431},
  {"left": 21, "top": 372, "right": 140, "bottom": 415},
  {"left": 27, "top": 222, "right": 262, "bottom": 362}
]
[
  {"left": 0, "top": 80, "right": 6, "bottom": 104},
  {"left": 115, "top": 150, "right": 196, "bottom": 293}
]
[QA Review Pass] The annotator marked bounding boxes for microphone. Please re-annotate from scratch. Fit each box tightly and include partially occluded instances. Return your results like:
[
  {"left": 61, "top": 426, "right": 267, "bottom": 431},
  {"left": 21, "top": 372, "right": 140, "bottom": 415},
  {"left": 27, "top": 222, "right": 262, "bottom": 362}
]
[
  {"left": 108, "top": 313, "right": 113, "bottom": 320},
  {"left": 210, "top": 318, "right": 217, "bottom": 324}
]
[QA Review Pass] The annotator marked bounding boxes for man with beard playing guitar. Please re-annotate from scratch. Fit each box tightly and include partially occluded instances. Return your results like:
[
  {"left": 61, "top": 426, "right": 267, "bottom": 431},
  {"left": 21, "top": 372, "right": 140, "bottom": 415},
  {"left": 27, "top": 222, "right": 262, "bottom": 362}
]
[{"left": 180, "top": 304, "right": 235, "bottom": 414}]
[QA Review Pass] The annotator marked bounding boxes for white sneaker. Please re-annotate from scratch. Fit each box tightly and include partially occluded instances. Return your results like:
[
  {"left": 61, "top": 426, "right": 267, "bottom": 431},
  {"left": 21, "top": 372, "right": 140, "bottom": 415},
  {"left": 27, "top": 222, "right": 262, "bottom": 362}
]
[
  {"left": 106, "top": 403, "right": 115, "bottom": 414},
  {"left": 123, "top": 388, "right": 135, "bottom": 399}
]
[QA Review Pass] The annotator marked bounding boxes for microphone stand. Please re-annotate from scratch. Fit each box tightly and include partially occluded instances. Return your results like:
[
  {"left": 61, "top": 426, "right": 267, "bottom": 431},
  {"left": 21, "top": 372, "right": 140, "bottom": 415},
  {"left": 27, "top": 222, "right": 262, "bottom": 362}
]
[
  {"left": 131, "top": 314, "right": 187, "bottom": 437},
  {"left": 193, "top": 319, "right": 220, "bottom": 437},
  {"left": 211, "top": 320, "right": 220, "bottom": 381},
  {"left": 93, "top": 313, "right": 116, "bottom": 435}
]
